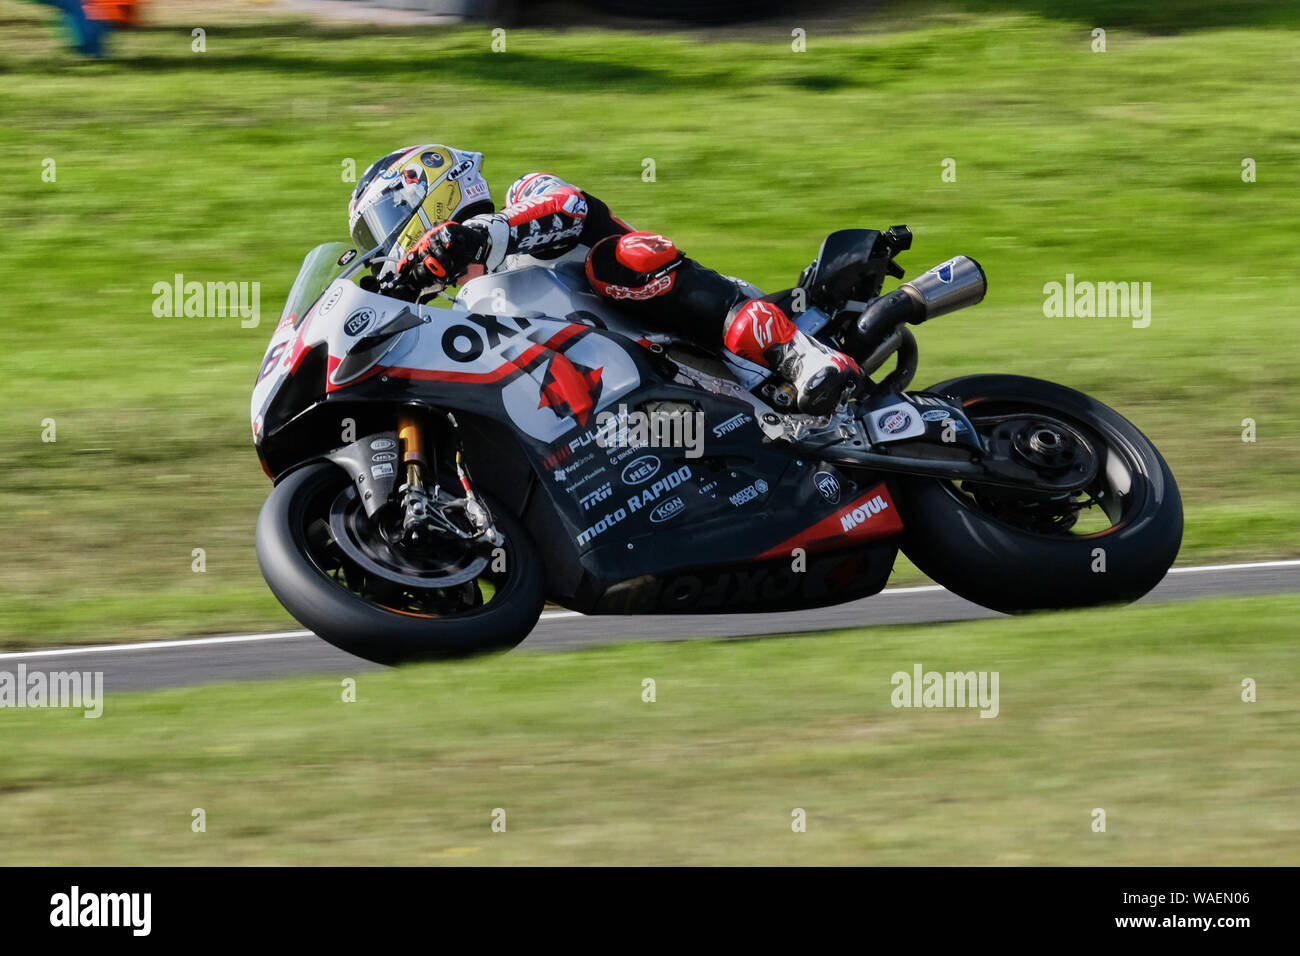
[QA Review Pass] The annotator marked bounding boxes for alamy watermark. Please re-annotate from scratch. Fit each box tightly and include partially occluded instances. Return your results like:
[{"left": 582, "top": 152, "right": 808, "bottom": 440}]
[
  {"left": 890, "top": 663, "right": 999, "bottom": 718},
  {"left": 595, "top": 403, "right": 705, "bottom": 459},
  {"left": 0, "top": 666, "right": 103, "bottom": 718},
  {"left": 50, "top": 886, "right": 150, "bottom": 936},
  {"left": 1043, "top": 274, "right": 1151, "bottom": 328},
  {"left": 152, "top": 273, "right": 261, "bottom": 328}
]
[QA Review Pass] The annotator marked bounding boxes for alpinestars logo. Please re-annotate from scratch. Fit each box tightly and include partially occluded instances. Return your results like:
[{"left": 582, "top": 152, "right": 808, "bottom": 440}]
[
  {"left": 538, "top": 353, "right": 604, "bottom": 427},
  {"left": 603, "top": 272, "right": 675, "bottom": 301},
  {"left": 515, "top": 220, "right": 584, "bottom": 251},
  {"left": 753, "top": 309, "right": 776, "bottom": 350},
  {"left": 561, "top": 193, "right": 588, "bottom": 217}
]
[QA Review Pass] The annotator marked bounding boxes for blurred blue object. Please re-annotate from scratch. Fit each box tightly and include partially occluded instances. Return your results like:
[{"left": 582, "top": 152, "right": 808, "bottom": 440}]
[{"left": 39, "top": 0, "right": 110, "bottom": 57}]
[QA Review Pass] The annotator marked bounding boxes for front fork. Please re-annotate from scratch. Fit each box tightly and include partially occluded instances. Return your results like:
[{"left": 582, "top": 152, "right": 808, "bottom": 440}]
[
  {"left": 397, "top": 411, "right": 501, "bottom": 548},
  {"left": 397, "top": 413, "right": 432, "bottom": 545}
]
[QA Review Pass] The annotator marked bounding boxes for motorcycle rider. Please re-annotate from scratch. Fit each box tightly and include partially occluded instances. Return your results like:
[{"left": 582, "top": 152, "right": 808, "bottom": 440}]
[{"left": 347, "top": 144, "right": 862, "bottom": 415}]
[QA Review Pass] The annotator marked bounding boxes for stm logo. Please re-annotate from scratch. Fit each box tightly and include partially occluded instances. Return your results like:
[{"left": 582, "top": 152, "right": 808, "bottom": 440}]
[{"left": 814, "top": 470, "right": 841, "bottom": 504}]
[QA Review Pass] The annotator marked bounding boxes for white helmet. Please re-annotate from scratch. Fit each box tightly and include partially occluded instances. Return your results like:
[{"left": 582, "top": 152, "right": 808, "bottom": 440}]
[{"left": 347, "top": 144, "right": 493, "bottom": 267}]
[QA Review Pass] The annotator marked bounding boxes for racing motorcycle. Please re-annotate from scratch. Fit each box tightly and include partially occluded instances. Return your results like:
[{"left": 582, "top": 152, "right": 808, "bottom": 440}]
[{"left": 252, "top": 225, "right": 1182, "bottom": 664}]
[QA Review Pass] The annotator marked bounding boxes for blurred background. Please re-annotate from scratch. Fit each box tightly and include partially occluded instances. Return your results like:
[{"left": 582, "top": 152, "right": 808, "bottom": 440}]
[
  {"left": 0, "top": 0, "right": 1297, "bottom": 865},
  {"left": 4, "top": 0, "right": 1297, "bottom": 647}
]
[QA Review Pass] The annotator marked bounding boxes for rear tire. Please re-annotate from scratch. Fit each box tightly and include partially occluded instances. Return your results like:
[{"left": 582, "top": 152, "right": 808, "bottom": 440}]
[
  {"left": 256, "top": 461, "right": 545, "bottom": 664},
  {"left": 897, "top": 375, "right": 1182, "bottom": 613}
]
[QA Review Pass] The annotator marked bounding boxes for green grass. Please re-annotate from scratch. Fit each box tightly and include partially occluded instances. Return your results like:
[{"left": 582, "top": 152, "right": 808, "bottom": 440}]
[
  {"left": 1, "top": 594, "right": 1296, "bottom": 865},
  {"left": 2, "top": 3, "right": 1298, "bottom": 646}
]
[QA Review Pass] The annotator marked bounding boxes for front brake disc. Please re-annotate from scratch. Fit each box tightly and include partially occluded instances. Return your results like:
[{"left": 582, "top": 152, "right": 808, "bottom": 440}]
[{"left": 328, "top": 487, "right": 488, "bottom": 589}]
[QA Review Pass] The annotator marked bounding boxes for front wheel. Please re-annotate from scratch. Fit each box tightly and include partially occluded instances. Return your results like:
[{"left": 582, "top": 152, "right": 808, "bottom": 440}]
[
  {"left": 256, "top": 461, "right": 545, "bottom": 664},
  {"left": 896, "top": 374, "right": 1182, "bottom": 613}
]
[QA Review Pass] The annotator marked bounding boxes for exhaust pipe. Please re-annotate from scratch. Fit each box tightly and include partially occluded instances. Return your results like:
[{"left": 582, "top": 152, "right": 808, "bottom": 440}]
[
  {"left": 901, "top": 255, "right": 987, "bottom": 321},
  {"left": 851, "top": 256, "right": 987, "bottom": 356}
]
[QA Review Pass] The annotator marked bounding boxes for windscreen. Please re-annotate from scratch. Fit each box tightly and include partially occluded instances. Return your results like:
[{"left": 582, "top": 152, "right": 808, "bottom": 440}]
[{"left": 279, "top": 242, "right": 357, "bottom": 330}]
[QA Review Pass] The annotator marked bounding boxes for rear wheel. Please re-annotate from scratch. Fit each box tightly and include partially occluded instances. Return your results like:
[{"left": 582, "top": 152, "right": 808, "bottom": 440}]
[
  {"left": 256, "top": 461, "right": 544, "bottom": 664},
  {"left": 896, "top": 374, "right": 1182, "bottom": 612}
]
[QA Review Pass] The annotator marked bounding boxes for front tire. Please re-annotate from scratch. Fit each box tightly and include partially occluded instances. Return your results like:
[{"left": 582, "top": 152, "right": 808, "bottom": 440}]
[
  {"left": 896, "top": 374, "right": 1182, "bottom": 613},
  {"left": 256, "top": 461, "right": 545, "bottom": 664}
]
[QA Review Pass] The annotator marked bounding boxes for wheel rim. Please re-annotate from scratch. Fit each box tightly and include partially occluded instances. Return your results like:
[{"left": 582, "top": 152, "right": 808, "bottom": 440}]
[
  {"left": 292, "top": 469, "right": 513, "bottom": 619},
  {"left": 328, "top": 486, "right": 488, "bottom": 588},
  {"left": 941, "top": 397, "right": 1149, "bottom": 539}
]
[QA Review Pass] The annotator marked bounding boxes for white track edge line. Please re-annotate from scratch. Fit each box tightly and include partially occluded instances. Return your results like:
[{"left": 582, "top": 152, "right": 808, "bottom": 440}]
[{"left": 2, "top": 560, "right": 1297, "bottom": 660}]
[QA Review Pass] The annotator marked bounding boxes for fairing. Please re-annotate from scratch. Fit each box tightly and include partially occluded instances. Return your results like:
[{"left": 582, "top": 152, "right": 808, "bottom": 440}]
[{"left": 253, "top": 249, "right": 903, "bottom": 613}]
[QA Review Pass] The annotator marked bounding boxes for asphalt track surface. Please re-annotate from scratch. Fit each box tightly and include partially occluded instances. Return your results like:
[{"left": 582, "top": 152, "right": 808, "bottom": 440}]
[{"left": 2, "top": 561, "right": 1297, "bottom": 693}]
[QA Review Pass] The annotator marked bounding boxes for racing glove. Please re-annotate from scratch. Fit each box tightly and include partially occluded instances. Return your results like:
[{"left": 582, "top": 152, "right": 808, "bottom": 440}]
[{"left": 391, "top": 221, "right": 490, "bottom": 298}]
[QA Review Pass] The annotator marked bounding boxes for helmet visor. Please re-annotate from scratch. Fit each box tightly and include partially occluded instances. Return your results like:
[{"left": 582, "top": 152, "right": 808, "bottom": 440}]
[{"left": 349, "top": 175, "right": 427, "bottom": 252}]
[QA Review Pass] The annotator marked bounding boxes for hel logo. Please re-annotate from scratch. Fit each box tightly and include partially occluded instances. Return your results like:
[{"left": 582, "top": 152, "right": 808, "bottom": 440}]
[
  {"left": 840, "top": 494, "right": 890, "bottom": 532},
  {"left": 877, "top": 409, "right": 912, "bottom": 434},
  {"left": 622, "top": 455, "right": 661, "bottom": 485},
  {"left": 537, "top": 353, "right": 604, "bottom": 427},
  {"left": 814, "top": 470, "right": 841, "bottom": 503}
]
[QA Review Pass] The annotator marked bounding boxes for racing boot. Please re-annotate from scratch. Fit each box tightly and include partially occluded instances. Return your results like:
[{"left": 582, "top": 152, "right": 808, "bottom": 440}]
[{"left": 723, "top": 299, "right": 862, "bottom": 416}]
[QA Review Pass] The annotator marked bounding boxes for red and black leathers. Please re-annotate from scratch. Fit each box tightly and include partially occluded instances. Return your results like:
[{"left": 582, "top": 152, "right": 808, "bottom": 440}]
[
  {"left": 393, "top": 172, "right": 862, "bottom": 413},
  {"left": 394, "top": 172, "right": 752, "bottom": 350}
]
